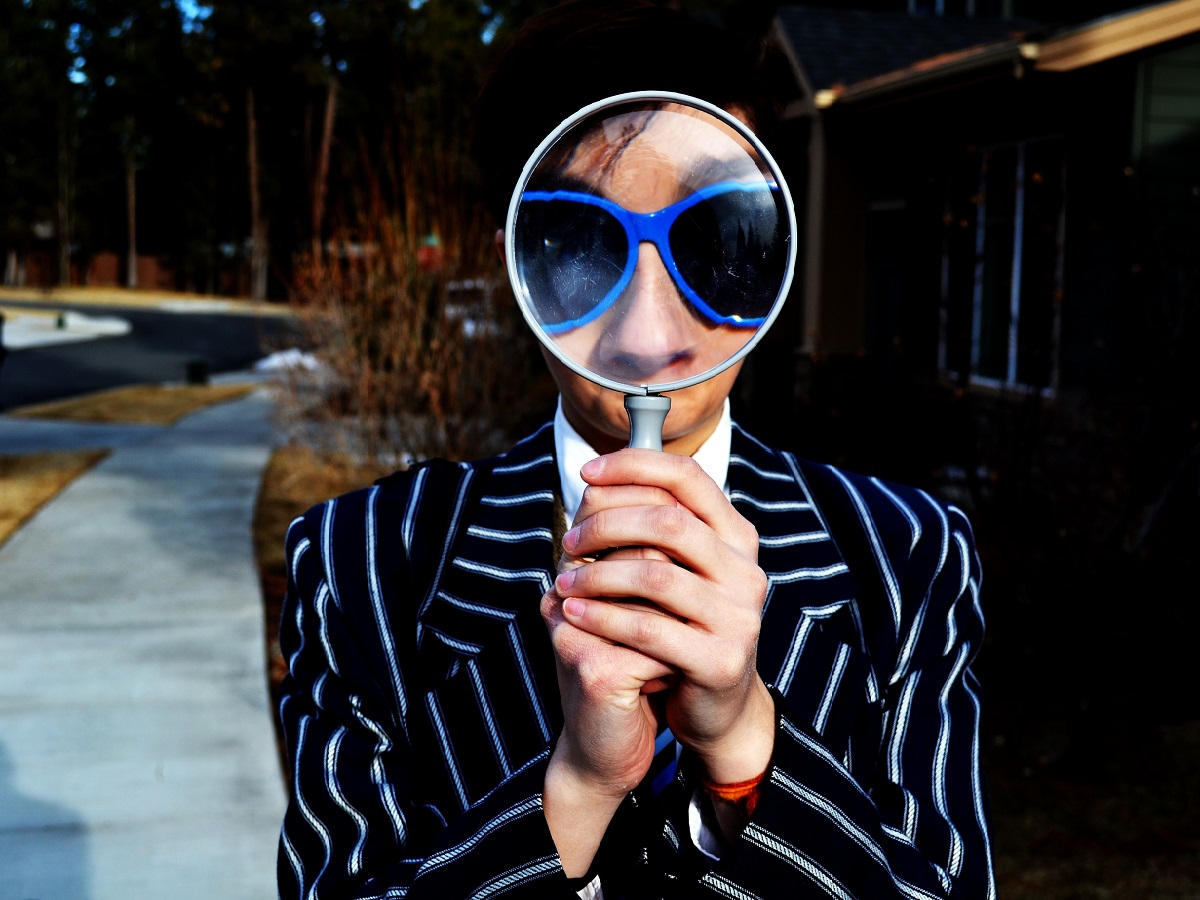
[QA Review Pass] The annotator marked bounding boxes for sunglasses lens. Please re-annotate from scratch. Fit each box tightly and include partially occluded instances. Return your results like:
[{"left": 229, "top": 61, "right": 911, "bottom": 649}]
[
  {"left": 669, "top": 188, "right": 788, "bottom": 323},
  {"left": 515, "top": 199, "right": 628, "bottom": 328}
]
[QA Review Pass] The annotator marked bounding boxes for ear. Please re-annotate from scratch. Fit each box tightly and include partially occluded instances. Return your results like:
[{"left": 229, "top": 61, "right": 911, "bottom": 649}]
[{"left": 493, "top": 229, "right": 506, "bottom": 270}]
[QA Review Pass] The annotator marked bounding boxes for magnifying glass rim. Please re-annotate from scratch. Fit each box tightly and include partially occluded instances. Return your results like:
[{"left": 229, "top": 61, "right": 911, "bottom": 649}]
[{"left": 504, "top": 89, "right": 798, "bottom": 397}]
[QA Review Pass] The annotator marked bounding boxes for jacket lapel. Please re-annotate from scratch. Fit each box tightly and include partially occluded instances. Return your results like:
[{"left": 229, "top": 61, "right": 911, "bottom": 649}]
[
  {"left": 413, "top": 423, "right": 563, "bottom": 807},
  {"left": 729, "top": 425, "right": 881, "bottom": 754}
]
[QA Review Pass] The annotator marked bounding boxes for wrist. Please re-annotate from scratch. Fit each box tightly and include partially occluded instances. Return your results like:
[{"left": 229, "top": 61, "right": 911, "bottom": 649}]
[
  {"left": 546, "top": 740, "right": 634, "bottom": 806},
  {"left": 544, "top": 742, "right": 627, "bottom": 879},
  {"left": 692, "top": 679, "right": 776, "bottom": 785}
]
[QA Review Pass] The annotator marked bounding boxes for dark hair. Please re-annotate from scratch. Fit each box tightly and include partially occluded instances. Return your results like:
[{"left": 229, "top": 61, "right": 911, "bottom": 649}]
[{"left": 471, "top": 0, "right": 775, "bottom": 224}]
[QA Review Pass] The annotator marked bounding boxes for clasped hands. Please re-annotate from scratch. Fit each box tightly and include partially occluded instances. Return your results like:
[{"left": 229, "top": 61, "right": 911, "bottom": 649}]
[{"left": 541, "top": 449, "right": 775, "bottom": 872}]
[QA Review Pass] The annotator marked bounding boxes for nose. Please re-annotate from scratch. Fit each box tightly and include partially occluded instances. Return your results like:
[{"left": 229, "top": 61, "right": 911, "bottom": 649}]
[{"left": 588, "top": 242, "right": 700, "bottom": 382}]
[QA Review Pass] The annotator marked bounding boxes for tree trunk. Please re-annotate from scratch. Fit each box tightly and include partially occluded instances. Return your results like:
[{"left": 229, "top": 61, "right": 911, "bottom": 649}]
[
  {"left": 125, "top": 117, "right": 138, "bottom": 289},
  {"left": 57, "top": 95, "right": 71, "bottom": 286},
  {"left": 247, "top": 86, "right": 268, "bottom": 300},
  {"left": 312, "top": 74, "right": 339, "bottom": 253}
]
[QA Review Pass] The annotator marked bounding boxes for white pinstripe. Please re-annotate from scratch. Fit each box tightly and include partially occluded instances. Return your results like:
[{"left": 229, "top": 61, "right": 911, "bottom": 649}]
[
  {"left": 347, "top": 694, "right": 407, "bottom": 847},
  {"left": 479, "top": 490, "right": 554, "bottom": 506},
  {"left": 813, "top": 642, "right": 852, "bottom": 735},
  {"left": 771, "top": 562, "right": 851, "bottom": 583},
  {"left": 366, "top": 487, "right": 410, "bottom": 732},
  {"left": 700, "top": 871, "right": 766, "bottom": 899},
  {"left": 886, "top": 671, "right": 921, "bottom": 841},
  {"left": 425, "top": 691, "right": 470, "bottom": 811},
  {"left": 829, "top": 466, "right": 903, "bottom": 639},
  {"left": 774, "top": 769, "right": 888, "bottom": 868},
  {"left": 742, "top": 824, "right": 854, "bottom": 898},
  {"left": 324, "top": 727, "right": 370, "bottom": 875},
  {"left": 934, "top": 642, "right": 971, "bottom": 876},
  {"left": 490, "top": 452, "right": 553, "bottom": 475},
  {"left": 467, "top": 657, "right": 513, "bottom": 777},
  {"left": 730, "top": 491, "right": 813, "bottom": 512},
  {"left": 466, "top": 525, "right": 554, "bottom": 543},
  {"left": 872, "top": 477, "right": 923, "bottom": 554},
  {"left": 470, "top": 856, "right": 561, "bottom": 898},
  {"left": 728, "top": 453, "right": 794, "bottom": 481},
  {"left": 417, "top": 797, "right": 542, "bottom": 874},
  {"left": 293, "top": 715, "right": 334, "bottom": 900},
  {"left": 758, "top": 530, "right": 830, "bottom": 546}
]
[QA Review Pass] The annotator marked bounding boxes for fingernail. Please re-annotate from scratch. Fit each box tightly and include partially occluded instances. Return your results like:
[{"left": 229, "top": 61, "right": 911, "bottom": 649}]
[
  {"left": 563, "top": 598, "right": 586, "bottom": 618},
  {"left": 562, "top": 526, "right": 580, "bottom": 552},
  {"left": 581, "top": 457, "right": 603, "bottom": 478},
  {"left": 556, "top": 569, "right": 576, "bottom": 591}
]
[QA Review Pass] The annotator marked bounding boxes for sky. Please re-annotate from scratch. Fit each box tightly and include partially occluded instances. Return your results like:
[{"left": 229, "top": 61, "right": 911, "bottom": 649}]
[{"left": 175, "top": 0, "right": 212, "bottom": 33}]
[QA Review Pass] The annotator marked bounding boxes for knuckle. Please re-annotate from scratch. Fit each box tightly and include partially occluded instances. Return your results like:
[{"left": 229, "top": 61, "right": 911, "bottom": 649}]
[
  {"left": 629, "top": 611, "right": 664, "bottom": 646},
  {"left": 730, "top": 604, "right": 763, "bottom": 638},
  {"left": 710, "top": 655, "right": 741, "bottom": 685},
  {"left": 742, "top": 520, "right": 762, "bottom": 555},
  {"left": 540, "top": 591, "right": 559, "bottom": 622},
  {"left": 649, "top": 505, "right": 689, "bottom": 540},
  {"left": 750, "top": 566, "right": 769, "bottom": 602},
  {"left": 639, "top": 560, "right": 677, "bottom": 596}
]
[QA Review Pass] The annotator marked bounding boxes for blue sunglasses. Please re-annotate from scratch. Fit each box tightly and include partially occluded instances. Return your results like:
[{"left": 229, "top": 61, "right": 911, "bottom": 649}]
[{"left": 515, "top": 180, "right": 786, "bottom": 334}]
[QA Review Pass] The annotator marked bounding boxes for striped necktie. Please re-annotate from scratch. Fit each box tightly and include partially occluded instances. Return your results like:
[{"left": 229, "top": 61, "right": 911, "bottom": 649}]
[{"left": 648, "top": 727, "right": 679, "bottom": 795}]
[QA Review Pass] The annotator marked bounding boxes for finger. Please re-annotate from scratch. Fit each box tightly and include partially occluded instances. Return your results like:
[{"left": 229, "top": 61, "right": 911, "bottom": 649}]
[
  {"left": 542, "top": 590, "right": 675, "bottom": 684},
  {"left": 556, "top": 537, "right": 672, "bottom": 576},
  {"left": 558, "top": 513, "right": 679, "bottom": 574},
  {"left": 559, "top": 559, "right": 766, "bottom": 634},
  {"left": 560, "top": 592, "right": 765, "bottom": 698},
  {"left": 574, "top": 483, "right": 678, "bottom": 526},
  {"left": 560, "top": 592, "right": 699, "bottom": 673},
  {"left": 600, "top": 546, "right": 673, "bottom": 563},
  {"left": 558, "top": 559, "right": 704, "bottom": 621},
  {"left": 565, "top": 503, "right": 736, "bottom": 577},
  {"left": 580, "top": 450, "right": 758, "bottom": 555}
]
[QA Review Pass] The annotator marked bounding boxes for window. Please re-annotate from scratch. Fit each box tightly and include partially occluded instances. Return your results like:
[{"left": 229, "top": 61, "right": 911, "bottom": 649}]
[{"left": 940, "top": 138, "right": 1064, "bottom": 393}]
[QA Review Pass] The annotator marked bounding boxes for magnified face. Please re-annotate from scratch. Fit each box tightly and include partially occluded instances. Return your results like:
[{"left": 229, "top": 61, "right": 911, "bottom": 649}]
[{"left": 510, "top": 98, "right": 791, "bottom": 392}]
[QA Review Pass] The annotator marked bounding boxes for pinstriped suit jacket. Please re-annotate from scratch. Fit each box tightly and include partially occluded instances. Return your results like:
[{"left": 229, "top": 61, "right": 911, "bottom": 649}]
[{"left": 277, "top": 419, "right": 995, "bottom": 899}]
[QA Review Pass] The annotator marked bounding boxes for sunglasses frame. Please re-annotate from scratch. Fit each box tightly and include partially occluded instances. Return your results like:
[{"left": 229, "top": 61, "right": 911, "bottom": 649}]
[
  {"left": 520, "top": 180, "right": 780, "bottom": 335},
  {"left": 505, "top": 91, "right": 797, "bottom": 396}
]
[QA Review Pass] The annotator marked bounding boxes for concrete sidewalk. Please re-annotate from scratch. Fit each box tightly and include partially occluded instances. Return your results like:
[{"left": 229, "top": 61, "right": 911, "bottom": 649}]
[{"left": 0, "top": 387, "right": 286, "bottom": 899}]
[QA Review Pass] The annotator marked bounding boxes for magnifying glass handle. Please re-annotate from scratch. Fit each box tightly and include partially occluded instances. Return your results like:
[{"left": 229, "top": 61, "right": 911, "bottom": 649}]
[{"left": 625, "top": 394, "right": 672, "bottom": 451}]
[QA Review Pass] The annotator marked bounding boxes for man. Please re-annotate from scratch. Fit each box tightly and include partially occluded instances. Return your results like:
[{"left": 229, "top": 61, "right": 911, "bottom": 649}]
[{"left": 277, "top": 3, "right": 995, "bottom": 897}]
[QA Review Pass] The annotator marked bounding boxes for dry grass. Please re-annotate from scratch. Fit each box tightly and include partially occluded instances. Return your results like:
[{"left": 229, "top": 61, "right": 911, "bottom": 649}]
[
  {"left": 8, "top": 383, "right": 257, "bottom": 425},
  {"left": 0, "top": 450, "right": 109, "bottom": 547}
]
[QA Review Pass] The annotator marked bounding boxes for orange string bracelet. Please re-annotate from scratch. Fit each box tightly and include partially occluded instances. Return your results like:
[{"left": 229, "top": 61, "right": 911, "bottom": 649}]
[{"left": 701, "top": 772, "right": 765, "bottom": 818}]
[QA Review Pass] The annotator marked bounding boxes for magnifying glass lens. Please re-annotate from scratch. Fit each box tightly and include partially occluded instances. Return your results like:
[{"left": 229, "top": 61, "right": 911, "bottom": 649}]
[{"left": 506, "top": 94, "right": 797, "bottom": 397}]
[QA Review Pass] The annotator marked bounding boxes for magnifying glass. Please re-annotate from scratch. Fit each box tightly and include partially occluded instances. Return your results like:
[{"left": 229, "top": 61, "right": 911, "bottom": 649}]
[{"left": 505, "top": 91, "right": 797, "bottom": 451}]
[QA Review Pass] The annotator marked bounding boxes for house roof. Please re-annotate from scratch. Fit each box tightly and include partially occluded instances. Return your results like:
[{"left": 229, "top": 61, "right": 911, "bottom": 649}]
[
  {"left": 1032, "top": 0, "right": 1200, "bottom": 71},
  {"left": 775, "top": 6, "right": 1033, "bottom": 96},
  {"left": 775, "top": 0, "right": 1200, "bottom": 108}
]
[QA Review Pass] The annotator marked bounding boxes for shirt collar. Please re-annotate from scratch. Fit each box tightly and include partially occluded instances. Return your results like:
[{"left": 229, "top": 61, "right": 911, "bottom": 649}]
[{"left": 553, "top": 397, "right": 732, "bottom": 525}]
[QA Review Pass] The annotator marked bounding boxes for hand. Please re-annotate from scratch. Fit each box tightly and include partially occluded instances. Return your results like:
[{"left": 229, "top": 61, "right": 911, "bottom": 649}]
[
  {"left": 541, "top": 484, "right": 679, "bottom": 875},
  {"left": 554, "top": 449, "right": 775, "bottom": 787}
]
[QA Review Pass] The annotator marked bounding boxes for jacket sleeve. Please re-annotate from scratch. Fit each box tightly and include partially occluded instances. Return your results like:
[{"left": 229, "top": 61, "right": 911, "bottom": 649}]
[
  {"left": 276, "top": 488, "right": 580, "bottom": 899},
  {"left": 661, "top": 492, "right": 994, "bottom": 899}
]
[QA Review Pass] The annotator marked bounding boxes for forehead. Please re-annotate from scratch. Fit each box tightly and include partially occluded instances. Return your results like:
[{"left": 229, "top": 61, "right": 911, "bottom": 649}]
[{"left": 555, "top": 104, "right": 768, "bottom": 208}]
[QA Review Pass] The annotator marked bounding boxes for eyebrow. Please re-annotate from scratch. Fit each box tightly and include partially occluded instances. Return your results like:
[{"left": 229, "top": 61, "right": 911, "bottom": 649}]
[{"left": 525, "top": 172, "right": 598, "bottom": 196}]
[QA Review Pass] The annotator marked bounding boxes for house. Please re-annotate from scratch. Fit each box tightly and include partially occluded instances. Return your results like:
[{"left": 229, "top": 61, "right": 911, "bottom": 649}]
[
  {"left": 742, "top": 1, "right": 1200, "bottom": 481},
  {"left": 745, "top": 0, "right": 1200, "bottom": 781}
]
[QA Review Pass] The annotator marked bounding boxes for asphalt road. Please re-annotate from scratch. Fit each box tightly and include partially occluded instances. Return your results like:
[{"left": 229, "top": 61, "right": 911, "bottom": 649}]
[{"left": 0, "top": 300, "right": 298, "bottom": 411}]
